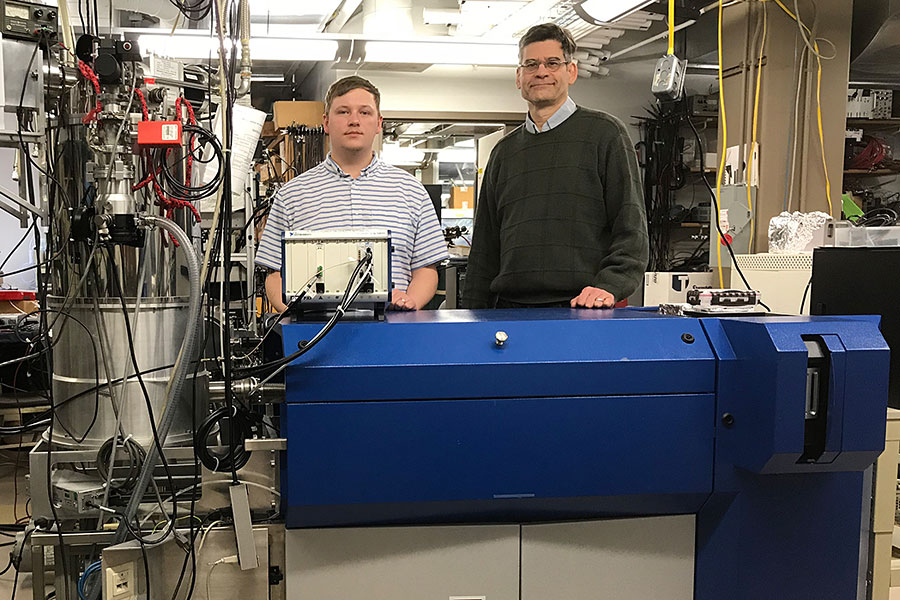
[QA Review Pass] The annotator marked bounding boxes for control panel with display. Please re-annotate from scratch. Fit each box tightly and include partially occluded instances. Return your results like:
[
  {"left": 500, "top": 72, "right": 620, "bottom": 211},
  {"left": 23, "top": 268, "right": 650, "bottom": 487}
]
[{"left": 1, "top": 0, "right": 58, "bottom": 42}]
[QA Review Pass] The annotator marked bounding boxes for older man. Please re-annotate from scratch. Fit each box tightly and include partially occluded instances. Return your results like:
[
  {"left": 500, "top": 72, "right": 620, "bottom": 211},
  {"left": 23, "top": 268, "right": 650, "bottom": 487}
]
[{"left": 463, "top": 23, "right": 648, "bottom": 309}]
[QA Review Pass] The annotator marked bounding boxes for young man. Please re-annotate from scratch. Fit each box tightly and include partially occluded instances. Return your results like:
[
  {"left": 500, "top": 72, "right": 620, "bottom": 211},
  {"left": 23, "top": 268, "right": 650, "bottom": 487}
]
[
  {"left": 463, "top": 24, "right": 649, "bottom": 309},
  {"left": 256, "top": 76, "right": 449, "bottom": 312}
]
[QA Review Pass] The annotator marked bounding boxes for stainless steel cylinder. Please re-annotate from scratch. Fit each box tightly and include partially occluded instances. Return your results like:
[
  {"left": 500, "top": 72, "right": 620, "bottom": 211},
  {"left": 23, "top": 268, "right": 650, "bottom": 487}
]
[{"left": 49, "top": 296, "right": 206, "bottom": 449}]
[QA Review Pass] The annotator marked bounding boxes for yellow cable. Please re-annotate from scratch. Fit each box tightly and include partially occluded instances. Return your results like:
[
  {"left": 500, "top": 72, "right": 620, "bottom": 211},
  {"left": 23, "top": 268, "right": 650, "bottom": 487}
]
[
  {"left": 668, "top": 0, "right": 676, "bottom": 55},
  {"left": 715, "top": 0, "right": 726, "bottom": 287},
  {"left": 813, "top": 45, "right": 833, "bottom": 216},
  {"left": 773, "top": 0, "right": 834, "bottom": 216},
  {"left": 747, "top": 1, "right": 767, "bottom": 253},
  {"left": 773, "top": 0, "right": 796, "bottom": 21}
]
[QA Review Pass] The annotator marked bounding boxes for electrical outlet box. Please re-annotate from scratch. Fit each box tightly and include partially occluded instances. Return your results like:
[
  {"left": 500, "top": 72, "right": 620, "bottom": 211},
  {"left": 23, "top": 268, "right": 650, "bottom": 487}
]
[
  {"left": 652, "top": 54, "right": 687, "bottom": 101},
  {"left": 106, "top": 562, "right": 135, "bottom": 600}
]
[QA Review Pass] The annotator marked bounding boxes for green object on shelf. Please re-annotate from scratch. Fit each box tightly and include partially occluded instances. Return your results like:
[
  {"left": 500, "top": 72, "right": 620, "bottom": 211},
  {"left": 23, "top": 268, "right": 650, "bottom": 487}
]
[{"left": 842, "top": 194, "right": 864, "bottom": 220}]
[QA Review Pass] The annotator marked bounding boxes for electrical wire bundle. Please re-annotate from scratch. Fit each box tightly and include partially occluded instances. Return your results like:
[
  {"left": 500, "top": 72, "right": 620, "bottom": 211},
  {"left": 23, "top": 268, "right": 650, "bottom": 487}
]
[
  {"left": 77, "top": 560, "right": 102, "bottom": 600},
  {"left": 284, "top": 125, "right": 326, "bottom": 177},
  {"left": 846, "top": 136, "right": 890, "bottom": 172},
  {"left": 852, "top": 207, "right": 898, "bottom": 228},
  {"left": 194, "top": 405, "right": 264, "bottom": 473},
  {"left": 168, "top": 0, "right": 214, "bottom": 21},
  {"left": 137, "top": 122, "right": 225, "bottom": 225},
  {"left": 96, "top": 435, "right": 146, "bottom": 492},
  {"left": 635, "top": 102, "right": 688, "bottom": 271},
  {"left": 234, "top": 249, "right": 374, "bottom": 384}
]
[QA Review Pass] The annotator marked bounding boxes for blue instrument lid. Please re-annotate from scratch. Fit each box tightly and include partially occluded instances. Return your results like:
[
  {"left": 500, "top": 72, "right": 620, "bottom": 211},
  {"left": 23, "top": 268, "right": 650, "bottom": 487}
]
[{"left": 281, "top": 308, "right": 717, "bottom": 402}]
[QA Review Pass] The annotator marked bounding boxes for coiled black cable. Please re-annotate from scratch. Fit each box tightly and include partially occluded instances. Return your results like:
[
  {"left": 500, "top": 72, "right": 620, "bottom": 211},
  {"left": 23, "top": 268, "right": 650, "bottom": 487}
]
[
  {"left": 193, "top": 405, "right": 261, "bottom": 473},
  {"left": 151, "top": 124, "right": 224, "bottom": 201}
]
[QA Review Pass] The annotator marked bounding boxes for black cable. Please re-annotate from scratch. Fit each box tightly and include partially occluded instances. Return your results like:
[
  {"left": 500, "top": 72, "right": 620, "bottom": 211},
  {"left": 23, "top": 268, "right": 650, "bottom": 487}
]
[
  {"left": 13, "top": 35, "right": 72, "bottom": 599},
  {"left": 212, "top": 0, "right": 240, "bottom": 486},
  {"left": 193, "top": 405, "right": 261, "bottom": 473},
  {"left": 0, "top": 307, "right": 100, "bottom": 440},
  {"left": 0, "top": 363, "right": 178, "bottom": 434},
  {"left": 140, "top": 538, "right": 152, "bottom": 600},
  {"left": 8, "top": 527, "right": 35, "bottom": 600},
  {"left": 77, "top": 0, "right": 85, "bottom": 35},
  {"left": 105, "top": 247, "right": 178, "bottom": 544},
  {"left": 800, "top": 276, "right": 812, "bottom": 314},
  {"left": 168, "top": 0, "right": 213, "bottom": 21},
  {"left": 236, "top": 250, "right": 373, "bottom": 380},
  {"left": 151, "top": 124, "right": 224, "bottom": 200},
  {"left": 0, "top": 554, "right": 12, "bottom": 576},
  {"left": 29, "top": 308, "right": 100, "bottom": 442},
  {"left": 685, "top": 114, "right": 772, "bottom": 312},
  {"left": 16, "top": 39, "right": 73, "bottom": 212},
  {"left": 0, "top": 218, "right": 37, "bottom": 273}
]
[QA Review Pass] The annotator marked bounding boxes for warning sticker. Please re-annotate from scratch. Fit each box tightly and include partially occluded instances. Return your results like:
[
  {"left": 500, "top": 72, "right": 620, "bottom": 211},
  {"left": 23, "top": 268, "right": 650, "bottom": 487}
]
[{"left": 161, "top": 124, "right": 179, "bottom": 141}]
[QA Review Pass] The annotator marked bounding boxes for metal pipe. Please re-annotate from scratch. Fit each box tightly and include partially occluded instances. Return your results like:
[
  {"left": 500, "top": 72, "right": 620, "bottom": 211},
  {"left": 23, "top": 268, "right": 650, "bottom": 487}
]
[
  {"left": 209, "top": 380, "right": 285, "bottom": 401},
  {"left": 235, "top": 0, "right": 252, "bottom": 98},
  {"left": 116, "top": 215, "right": 203, "bottom": 541}
]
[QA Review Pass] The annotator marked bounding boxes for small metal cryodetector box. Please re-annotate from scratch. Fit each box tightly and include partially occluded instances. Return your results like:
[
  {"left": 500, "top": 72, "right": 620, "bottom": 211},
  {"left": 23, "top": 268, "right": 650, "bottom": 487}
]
[{"left": 282, "top": 229, "right": 392, "bottom": 305}]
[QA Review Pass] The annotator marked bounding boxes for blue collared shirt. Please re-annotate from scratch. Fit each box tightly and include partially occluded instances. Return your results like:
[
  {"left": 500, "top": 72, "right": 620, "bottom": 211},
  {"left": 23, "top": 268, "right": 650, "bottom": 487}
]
[{"left": 524, "top": 96, "right": 577, "bottom": 134}]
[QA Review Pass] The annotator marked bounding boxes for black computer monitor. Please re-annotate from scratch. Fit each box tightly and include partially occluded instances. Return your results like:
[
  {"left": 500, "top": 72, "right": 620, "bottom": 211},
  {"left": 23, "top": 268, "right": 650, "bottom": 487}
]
[
  {"left": 811, "top": 246, "right": 900, "bottom": 407},
  {"left": 423, "top": 184, "right": 442, "bottom": 223}
]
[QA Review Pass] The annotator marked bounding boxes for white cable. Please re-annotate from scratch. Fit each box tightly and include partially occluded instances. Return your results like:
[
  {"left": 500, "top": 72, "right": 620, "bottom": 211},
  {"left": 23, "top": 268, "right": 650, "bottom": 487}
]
[
  {"left": 787, "top": 44, "right": 807, "bottom": 212},
  {"left": 206, "top": 555, "right": 238, "bottom": 600},
  {"left": 196, "top": 519, "right": 222, "bottom": 556},
  {"left": 791, "top": 0, "right": 836, "bottom": 61}
]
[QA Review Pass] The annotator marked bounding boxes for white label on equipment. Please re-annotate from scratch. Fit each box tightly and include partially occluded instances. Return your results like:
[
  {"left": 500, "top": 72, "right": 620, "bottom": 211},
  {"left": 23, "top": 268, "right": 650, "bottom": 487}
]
[
  {"left": 719, "top": 209, "right": 729, "bottom": 232},
  {"left": 150, "top": 55, "right": 181, "bottom": 79},
  {"left": 161, "top": 124, "right": 179, "bottom": 141}
]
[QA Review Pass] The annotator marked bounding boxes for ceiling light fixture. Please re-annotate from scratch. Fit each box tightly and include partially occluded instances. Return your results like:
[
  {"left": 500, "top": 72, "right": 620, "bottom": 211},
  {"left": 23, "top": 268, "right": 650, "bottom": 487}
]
[
  {"left": 136, "top": 32, "right": 338, "bottom": 61},
  {"left": 364, "top": 41, "right": 518, "bottom": 66},
  {"left": 575, "top": 0, "right": 656, "bottom": 25}
]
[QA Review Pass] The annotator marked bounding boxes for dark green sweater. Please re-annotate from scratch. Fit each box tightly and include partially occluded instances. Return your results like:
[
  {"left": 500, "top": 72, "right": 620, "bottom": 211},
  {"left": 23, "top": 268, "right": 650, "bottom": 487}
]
[{"left": 462, "top": 106, "right": 649, "bottom": 308}]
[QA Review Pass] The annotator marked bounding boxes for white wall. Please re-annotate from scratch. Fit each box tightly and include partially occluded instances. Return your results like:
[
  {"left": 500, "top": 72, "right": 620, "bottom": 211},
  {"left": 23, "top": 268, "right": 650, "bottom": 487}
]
[
  {"left": 570, "top": 52, "right": 663, "bottom": 143},
  {"left": 333, "top": 58, "right": 660, "bottom": 139},
  {"left": 335, "top": 65, "right": 527, "bottom": 114},
  {"left": 0, "top": 148, "right": 38, "bottom": 290}
]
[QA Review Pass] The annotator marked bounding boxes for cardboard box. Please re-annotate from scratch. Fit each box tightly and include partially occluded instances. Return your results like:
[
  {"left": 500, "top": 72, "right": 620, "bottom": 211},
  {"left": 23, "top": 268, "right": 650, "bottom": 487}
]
[
  {"left": 272, "top": 101, "right": 325, "bottom": 128},
  {"left": 450, "top": 185, "right": 474, "bottom": 210},
  {"left": 261, "top": 120, "right": 278, "bottom": 138}
]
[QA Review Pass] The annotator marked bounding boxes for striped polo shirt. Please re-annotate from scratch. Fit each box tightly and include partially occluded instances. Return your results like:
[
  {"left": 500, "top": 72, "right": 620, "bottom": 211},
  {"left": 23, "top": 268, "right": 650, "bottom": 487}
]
[{"left": 256, "top": 153, "right": 449, "bottom": 291}]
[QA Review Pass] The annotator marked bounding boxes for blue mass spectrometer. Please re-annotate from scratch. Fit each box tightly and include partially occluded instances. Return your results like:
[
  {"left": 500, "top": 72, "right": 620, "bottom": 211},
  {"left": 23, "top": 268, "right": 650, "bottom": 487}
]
[{"left": 280, "top": 309, "right": 888, "bottom": 600}]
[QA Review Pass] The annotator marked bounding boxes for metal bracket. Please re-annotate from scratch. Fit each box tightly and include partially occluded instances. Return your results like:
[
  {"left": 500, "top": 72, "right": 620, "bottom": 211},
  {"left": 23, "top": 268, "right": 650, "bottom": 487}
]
[
  {"left": 0, "top": 182, "right": 46, "bottom": 221},
  {"left": 244, "top": 438, "right": 287, "bottom": 451}
]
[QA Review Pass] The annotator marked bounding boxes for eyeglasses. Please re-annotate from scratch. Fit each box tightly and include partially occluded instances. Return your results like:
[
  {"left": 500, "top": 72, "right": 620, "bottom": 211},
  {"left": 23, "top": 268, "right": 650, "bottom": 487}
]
[{"left": 518, "top": 59, "right": 569, "bottom": 73}]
